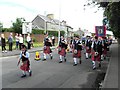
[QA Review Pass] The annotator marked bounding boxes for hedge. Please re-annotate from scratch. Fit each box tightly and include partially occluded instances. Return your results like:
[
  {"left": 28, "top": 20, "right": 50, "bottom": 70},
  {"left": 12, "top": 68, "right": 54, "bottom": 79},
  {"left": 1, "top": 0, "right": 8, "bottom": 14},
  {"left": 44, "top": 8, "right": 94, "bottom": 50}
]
[{"left": 32, "top": 29, "right": 65, "bottom": 37}]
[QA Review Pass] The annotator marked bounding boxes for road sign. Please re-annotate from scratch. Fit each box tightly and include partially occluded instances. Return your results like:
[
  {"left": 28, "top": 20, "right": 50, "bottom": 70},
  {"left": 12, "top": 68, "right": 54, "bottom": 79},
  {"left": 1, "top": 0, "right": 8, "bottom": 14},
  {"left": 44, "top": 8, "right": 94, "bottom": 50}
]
[
  {"left": 22, "top": 22, "right": 32, "bottom": 34},
  {"left": 95, "top": 26, "right": 106, "bottom": 37}
]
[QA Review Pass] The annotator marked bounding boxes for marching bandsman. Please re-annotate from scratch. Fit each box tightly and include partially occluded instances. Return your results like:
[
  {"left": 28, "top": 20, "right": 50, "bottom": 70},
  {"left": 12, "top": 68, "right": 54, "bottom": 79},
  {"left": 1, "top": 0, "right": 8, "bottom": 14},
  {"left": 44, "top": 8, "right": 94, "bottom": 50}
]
[
  {"left": 58, "top": 36, "right": 67, "bottom": 63},
  {"left": 102, "top": 37, "right": 109, "bottom": 60},
  {"left": 43, "top": 33, "right": 53, "bottom": 61},
  {"left": 85, "top": 36, "right": 92, "bottom": 59},
  {"left": 17, "top": 44, "right": 32, "bottom": 78},
  {"left": 73, "top": 36, "right": 82, "bottom": 66},
  {"left": 91, "top": 36, "right": 103, "bottom": 70},
  {"left": 69, "top": 37, "right": 74, "bottom": 53}
]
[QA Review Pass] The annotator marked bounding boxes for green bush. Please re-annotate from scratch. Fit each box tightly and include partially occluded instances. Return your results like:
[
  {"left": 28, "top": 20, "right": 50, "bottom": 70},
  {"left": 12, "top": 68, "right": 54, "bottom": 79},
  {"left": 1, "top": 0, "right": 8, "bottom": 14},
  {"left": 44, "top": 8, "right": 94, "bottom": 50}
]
[
  {"left": 32, "top": 29, "right": 65, "bottom": 37},
  {"left": 32, "top": 29, "right": 44, "bottom": 34},
  {"left": 2, "top": 28, "right": 14, "bottom": 32}
]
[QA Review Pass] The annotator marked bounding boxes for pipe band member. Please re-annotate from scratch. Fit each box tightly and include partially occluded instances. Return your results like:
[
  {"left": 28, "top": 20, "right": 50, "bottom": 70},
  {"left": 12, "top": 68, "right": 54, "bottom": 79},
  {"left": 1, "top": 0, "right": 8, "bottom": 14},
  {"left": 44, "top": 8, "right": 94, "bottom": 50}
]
[
  {"left": 102, "top": 37, "right": 109, "bottom": 60},
  {"left": 17, "top": 44, "right": 32, "bottom": 78},
  {"left": 43, "top": 34, "right": 53, "bottom": 61},
  {"left": 85, "top": 36, "right": 92, "bottom": 59},
  {"left": 91, "top": 36, "right": 103, "bottom": 70},
  {"left": 73, "top": 36, "right": 82, "bottom": 66},
  {"left": 58, "top": 36, "right": 67, "bottom": 63}
]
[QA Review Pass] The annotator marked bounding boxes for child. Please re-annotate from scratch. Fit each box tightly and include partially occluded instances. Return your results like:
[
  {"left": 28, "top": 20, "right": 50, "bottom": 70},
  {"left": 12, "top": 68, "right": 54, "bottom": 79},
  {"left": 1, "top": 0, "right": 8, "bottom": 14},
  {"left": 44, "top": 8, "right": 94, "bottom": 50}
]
[{"left": 17, "top": 44, "right": 32, "bottom": 78}]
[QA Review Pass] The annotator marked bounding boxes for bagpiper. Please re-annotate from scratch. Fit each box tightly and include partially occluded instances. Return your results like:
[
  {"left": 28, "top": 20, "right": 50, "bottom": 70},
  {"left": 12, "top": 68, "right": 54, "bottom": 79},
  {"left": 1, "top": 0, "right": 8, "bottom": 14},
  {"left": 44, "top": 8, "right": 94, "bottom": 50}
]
[
  {"left": 58, "top": 36, "right": 67, "bottom": 63},
  {"left": 73, "top": 36, "right": 82, "bottom": 66},
  {"left": 85, "top": 36, "right": 92, "bottom": 59},
  {"left": 17, "top": 44, "right": 32, "bottom": 78},
  {"left": 91, "top": 36, "right": 103, "bottom": 70},
  {"left": 43, "top": 33, "right": 53, "bottom": 61},
  {"left": 69, "top": 37, "right": 74, "bottom": 53}
]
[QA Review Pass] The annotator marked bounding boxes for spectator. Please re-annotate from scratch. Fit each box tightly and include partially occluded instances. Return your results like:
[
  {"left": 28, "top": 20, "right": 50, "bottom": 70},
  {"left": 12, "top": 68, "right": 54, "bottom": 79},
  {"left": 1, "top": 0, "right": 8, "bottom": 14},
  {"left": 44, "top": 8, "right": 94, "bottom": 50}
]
[
  {"left": 26, "top": 34, "right": 31, "bottom": 49},
  {"left": 15, "top": 33, "right": 19, "bottom": 50},
  {"left": 8, "top": 33, "right": 13, "bottom": 51},
  {"left": 1, "top": 34, "right": 7, "bottom": 53},
  {"left": 19, "top": 34, "right": 23, "bottom": 50},
  {"left": 52, "top": 35, "right": 55, "bottom": 46}
]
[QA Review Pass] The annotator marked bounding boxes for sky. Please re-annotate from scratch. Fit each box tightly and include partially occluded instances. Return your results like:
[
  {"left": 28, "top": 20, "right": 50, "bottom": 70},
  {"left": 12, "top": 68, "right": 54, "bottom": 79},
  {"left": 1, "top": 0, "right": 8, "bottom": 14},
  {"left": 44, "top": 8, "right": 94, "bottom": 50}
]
[{"left": 0, "top": 0, "right": 105, "bottom": 33}]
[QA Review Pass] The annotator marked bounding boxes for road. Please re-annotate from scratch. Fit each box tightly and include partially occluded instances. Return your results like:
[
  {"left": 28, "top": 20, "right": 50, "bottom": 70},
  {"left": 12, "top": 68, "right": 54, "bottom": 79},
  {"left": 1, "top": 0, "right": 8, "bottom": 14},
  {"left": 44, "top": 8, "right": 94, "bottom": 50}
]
[{"left": 0, "top": 49, "right": 109, "bottom": 89}]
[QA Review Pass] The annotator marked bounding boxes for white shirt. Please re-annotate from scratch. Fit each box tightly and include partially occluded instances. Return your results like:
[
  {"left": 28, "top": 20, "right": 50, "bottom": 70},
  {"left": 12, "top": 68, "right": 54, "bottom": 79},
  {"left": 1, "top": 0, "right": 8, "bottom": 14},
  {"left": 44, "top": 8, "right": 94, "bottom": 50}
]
[
  {"left": 27, "top": 36, "right": 31, "bottom": 42},
  {"left": 15, "top": 35, "right": 19, "bottom": 42},
  {"left": 19, "top": 36, "right": 23, "bottom": 43}
]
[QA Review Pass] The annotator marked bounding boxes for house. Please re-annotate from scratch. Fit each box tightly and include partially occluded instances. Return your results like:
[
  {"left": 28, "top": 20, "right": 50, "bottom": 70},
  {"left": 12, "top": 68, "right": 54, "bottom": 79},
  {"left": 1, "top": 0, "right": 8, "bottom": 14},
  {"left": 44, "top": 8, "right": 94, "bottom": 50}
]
[{"left": 32, "top": 14, "right": 73, "bottom": 37}]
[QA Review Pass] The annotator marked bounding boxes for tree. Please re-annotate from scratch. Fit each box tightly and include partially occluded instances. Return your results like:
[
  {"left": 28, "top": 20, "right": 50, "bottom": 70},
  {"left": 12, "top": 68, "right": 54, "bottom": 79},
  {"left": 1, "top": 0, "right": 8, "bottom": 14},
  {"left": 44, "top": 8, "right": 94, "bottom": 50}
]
[
  {"left": 84, "top": 1, "right": 120, "bottom": 39},
  {"left": 0, "top": 22, "right": 3, "bottom": 32},
  {"left": 12, "top": 18, "right": 25, "bottom": 34}
]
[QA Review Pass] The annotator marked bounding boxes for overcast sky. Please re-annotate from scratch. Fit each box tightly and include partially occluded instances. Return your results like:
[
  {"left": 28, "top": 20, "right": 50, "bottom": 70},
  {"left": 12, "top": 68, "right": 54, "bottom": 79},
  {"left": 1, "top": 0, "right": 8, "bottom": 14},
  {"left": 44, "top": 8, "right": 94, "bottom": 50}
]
[{"left": 0, "top": 0, "right": 104, "bottom": 33}]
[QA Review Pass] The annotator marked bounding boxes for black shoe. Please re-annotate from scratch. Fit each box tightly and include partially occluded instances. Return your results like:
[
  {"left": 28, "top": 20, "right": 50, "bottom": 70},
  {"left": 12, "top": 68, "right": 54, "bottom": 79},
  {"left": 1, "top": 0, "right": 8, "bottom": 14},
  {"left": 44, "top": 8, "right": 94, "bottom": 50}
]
[
  {"left": 43, "top": 59, "right": 46, "bottom": 61},
  {"left": 29, "top": 71, "right": 32, "bottom": 76},
  {"left": 92, "top": 67, "right": 96, "bottom": 70},
  {"left": 104, "top": 57, "right": 106, "bottom": 60},
  {"left": 64, "top": 58, "right": 66, "bottom": 62},
  {"left": 79, "top": 60, "right": 82, "bottom": 64},
  {"left": 73, "top": 64, "right": 77, "bottom": 66},
  {"left": 59, "top": 61, "right": 62, "bottom": 63},
  {"left": 21, "top": 74, "right": 26, "bottom": 78},
  {"left": 99, "top": 63, "right": 101, "bottom": 67},
  {"left": 51, "top": 56, "right": 53, "bottom": 60},
  {"left": 86, "top": 58, "right": 88, "bottom": 59}
]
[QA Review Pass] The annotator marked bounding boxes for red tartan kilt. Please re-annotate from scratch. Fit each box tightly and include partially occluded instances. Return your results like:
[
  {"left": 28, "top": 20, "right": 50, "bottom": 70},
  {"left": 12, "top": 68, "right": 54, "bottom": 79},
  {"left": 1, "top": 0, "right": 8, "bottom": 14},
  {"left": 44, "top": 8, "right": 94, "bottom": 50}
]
[
  {"left": 73, "top": 50, "right": 81, "bottom": 58},
  {"left": 91, "top": 51, "right": 100, "bottom": 61},
  {"left": 103, "top": 49, "right": 107, "bottom": 55},
  {"left": 58, "top": 47, "right": 66, "bottom": 56},
  {"left": 86, "top": 47, "right": 91, "bottom": 53},
  {"left": 43, "top": 46, "right": 51, "bottom": 54},
  {"left": 20, "top": 61, "right": 29, "bottom": 71}
]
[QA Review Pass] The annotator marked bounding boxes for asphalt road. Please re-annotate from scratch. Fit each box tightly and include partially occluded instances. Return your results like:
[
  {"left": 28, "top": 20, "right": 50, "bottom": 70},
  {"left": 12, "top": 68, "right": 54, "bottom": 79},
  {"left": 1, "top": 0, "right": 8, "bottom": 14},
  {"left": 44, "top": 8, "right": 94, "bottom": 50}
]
[{"left": 1, "top": 49, "right": 109, "bottom": 89}]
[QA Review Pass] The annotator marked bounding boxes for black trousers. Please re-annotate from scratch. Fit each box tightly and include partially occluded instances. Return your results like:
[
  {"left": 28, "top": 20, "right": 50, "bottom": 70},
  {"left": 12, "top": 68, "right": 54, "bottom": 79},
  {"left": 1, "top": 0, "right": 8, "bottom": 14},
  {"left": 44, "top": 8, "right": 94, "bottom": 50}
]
[
  {"left": 9, "top": 43, "right": 13, "bottom": 51},
  {"left": 2, "top": 45, "right": 6, "bottom": 51},
  {"left": 27, "top": 42, "right": 31, "bottom": 49},
  {"left": 19, "top": 43, "right": 23, "bottom": 50}
]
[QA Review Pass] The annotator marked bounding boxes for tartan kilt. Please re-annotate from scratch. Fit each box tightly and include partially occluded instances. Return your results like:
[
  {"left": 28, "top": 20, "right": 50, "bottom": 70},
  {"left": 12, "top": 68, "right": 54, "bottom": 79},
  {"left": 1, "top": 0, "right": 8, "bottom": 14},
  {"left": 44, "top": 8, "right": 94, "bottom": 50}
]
[
  {"left": 91, "top": 51, "right": 101, "bottom": 61},
  {"left": 58, "top": 47, "right": 66, "bottom": 56},
  {"left": 86, "top": 47, "right": 91, "bottom": 53},
  {"left": 73, "top": 49, "right": 81, "bottom": 58},
  {"left": 43, "top": 46, "right": 52, "bottom": 54},
  {"left": 103, "top": 48, "right": 107, "bottom": 55},
  {"left": 20, "top": 60, "right": 30, "bottom": 71}
]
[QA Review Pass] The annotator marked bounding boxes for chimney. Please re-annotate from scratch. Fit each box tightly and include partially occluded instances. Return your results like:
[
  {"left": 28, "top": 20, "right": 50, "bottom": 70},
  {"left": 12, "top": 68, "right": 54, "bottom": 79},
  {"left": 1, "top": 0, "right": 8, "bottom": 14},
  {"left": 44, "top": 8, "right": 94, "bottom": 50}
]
[{"left": 47, "top": 14, "right": 54, "bottom": 19}]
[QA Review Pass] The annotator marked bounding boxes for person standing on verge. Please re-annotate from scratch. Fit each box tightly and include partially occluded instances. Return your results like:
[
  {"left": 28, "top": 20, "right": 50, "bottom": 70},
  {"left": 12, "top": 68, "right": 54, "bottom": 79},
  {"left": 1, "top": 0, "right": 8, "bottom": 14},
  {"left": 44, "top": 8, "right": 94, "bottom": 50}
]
[
  {"left": 1, "top": 34, "right": 7, "bottom": 53},
  {"left": 8, "top": 33, "right": 13, "bottom": 51},
  {"left": 19, "top": 34, "right": 23, "bottom": 50},
  {"left": 26, "top": 34, "right": 31, "bottom": 49},
  {"left": 15, "top": 33, "right": 19, "bottom": 50}
]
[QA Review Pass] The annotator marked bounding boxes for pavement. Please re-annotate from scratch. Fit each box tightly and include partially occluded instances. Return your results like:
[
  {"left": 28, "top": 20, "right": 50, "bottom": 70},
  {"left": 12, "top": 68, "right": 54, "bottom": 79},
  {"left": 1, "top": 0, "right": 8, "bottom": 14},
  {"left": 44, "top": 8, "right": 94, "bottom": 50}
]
[
  {"left": 101, "top": 43, "right": 119, "bottom": 89},
  {"left": 0, "top": 46, "right": 56, "bottom": 57}
]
